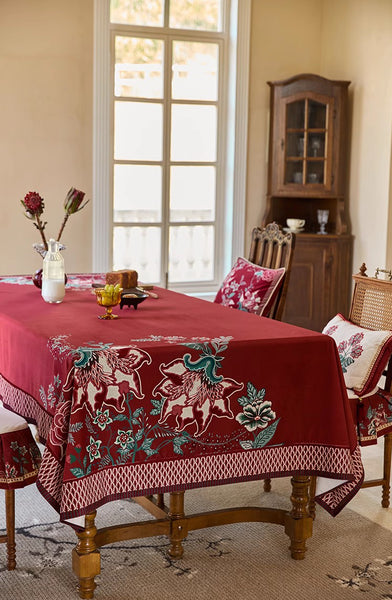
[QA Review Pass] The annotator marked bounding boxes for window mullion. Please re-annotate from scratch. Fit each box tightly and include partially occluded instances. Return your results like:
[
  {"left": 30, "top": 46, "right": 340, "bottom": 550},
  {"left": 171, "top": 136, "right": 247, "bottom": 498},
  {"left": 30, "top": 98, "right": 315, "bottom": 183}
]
[
  {"left": 161, "top": 33, "right": 172, "bottom": 287},
  {"left": 163, "top": 0, "right": 170, "bottom": 28}
]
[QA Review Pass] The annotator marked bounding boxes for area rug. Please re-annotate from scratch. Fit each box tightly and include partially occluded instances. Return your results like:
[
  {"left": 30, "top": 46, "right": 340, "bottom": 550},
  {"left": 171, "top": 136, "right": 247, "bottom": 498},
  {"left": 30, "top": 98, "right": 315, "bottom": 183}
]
[{"left": 1, "top": 477, "right": 392, "bottom": 600}]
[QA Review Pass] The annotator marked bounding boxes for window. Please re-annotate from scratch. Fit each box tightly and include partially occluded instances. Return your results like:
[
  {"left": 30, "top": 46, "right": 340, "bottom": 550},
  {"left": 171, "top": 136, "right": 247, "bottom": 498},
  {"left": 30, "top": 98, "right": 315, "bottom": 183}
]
[{"left": 93, "top": 0, "right": 250, "bottom": 294}]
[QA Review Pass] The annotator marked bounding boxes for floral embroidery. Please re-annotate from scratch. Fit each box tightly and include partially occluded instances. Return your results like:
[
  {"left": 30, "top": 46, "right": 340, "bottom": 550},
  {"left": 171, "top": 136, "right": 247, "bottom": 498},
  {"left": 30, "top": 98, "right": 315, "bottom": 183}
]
[
  {"left": 40, "top": 375, "right": 64, "bottom": 410},
  {"left": 214, "top": 257, "right": 284, "bottom": 315},
  {"left": 1, "top": 435, "right": 40, "bottom": 484},
  {"left": 153, "top": 337, "right": 243, "bottom": 436},
  {"left": 48, "top": 335, "right": 152, "bottom": 414},
  {"left": 337, "top": 332, "right": 364, "bottom": 372},
  {"left": 132, "top": 334, "right": 188, "bottom": 344},
  {"left": 68, "top": 394, "right": 193, "bottom": 477},
  {"left": 48, "top": 335, "right": 280, "bottom": 479},
  {"left": 323, "top": 324, "right": 338, "bottom": 336},
  {"left": 236, "top": 383, "right": 279, "bottom": 450},
  {"left": 115, "top": 429, "right": 134, "bottom": 449},
  {"left": 93, "top": 409, "right": 113, "bottom": 430},
  {"left": 358, "top": 393, "right": 392, "bottom": 441},
  {"left": 49, "top": 398, "right": 72, "bottom": 451},
  {"left": 0, "top": 275, "right": 33, "bottom": 285},
  {"left": 5, "top": 464, "right": 18, "bottom": 479},
  {"left": 86, "top": 437, "right": 102, "bottom": 461}
]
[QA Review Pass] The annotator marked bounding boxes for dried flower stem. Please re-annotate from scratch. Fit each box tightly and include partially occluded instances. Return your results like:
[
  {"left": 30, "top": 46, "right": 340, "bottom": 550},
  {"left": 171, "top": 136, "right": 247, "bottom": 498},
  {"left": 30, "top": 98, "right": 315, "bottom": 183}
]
[
  {"left": 35, "top": 215, "right": 48, "bottom": 251},
  {"left": 57, "top": 213, "right": 70, "bottom": 243}
]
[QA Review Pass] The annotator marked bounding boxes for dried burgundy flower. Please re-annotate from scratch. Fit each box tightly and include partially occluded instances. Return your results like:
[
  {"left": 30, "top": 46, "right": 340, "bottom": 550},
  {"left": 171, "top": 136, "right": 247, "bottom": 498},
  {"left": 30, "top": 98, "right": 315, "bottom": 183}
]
[
  {"left": 64, "top": 187, "right": 89, "bottom": 215},
  {"left": 57, "top": 187, "right": 90, "bottom": 241},
  {"left": 21, "top": 186, "right": 90, "bottom": 252},
  {"left": 21, "top": 191, "right": 45, "bottom": 216},
  {"left": 21, "top": 191, "right": 47, "bottom": 250}
]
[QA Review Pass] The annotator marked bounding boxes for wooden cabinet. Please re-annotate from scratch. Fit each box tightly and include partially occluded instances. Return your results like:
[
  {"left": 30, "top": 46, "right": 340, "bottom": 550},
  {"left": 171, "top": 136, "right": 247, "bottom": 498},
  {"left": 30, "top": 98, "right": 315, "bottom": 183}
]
[
  {"left": 282, "top": 234, "right": 352, "bottom": 332},
  {"left": 263, "top": 74, "right": 353, "bottom": 331}
]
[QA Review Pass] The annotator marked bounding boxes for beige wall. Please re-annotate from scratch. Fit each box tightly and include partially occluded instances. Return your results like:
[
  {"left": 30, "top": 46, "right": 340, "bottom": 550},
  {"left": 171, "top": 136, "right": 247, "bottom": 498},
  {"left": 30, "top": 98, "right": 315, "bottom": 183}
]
[
  {"left": 248, "top": 0, "right": 392, "bottom": 276},
  {"left": 320, "top": 0, "right": 392, "bottom": 275},
  {"left": 1, "top": 0, "right": 391, "bottom": 283},
  {"left": 247, "top": 0, "right": 323, "bottom": 246},
  {"left": 0, "top": 0, "right": 93, "bottom": 275}
]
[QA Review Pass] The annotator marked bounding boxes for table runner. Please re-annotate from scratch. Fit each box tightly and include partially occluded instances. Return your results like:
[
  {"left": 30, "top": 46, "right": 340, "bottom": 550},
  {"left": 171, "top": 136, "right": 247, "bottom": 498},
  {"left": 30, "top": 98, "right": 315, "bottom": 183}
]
[{"left": 0, "top": 276, "right": 363, "bottom": 521}]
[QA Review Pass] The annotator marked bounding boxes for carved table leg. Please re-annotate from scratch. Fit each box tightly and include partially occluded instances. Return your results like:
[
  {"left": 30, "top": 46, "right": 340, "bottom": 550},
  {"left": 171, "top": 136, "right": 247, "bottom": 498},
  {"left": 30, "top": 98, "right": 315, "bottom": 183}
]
[
  {"left": 284, "top": 476, "right": 313, "bottom": 560},
  {"left": 72, "top": 511, "right": 101, "bottom": 599},
  {"left": 5, "top": 489, "right": 16, "bottom": 570},
  {"left": 168, "top": 491, "right": 187, "bottom": 559},
  {"left": 263, "top": 478, "right": 272, "bottom": 492}
]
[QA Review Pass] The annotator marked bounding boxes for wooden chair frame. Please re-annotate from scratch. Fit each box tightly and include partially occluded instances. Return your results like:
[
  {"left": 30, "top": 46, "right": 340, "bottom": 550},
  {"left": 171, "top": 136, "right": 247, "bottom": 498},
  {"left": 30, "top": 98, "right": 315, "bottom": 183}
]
[
  {"left": 249, "top": 223, "right": 296, "bottom": 494},
  {"left": 248, "top": 222, "right": 296, "bottom": 321},
  {"left": 0, "top": 490, "right": 16, "bottom": 570}
]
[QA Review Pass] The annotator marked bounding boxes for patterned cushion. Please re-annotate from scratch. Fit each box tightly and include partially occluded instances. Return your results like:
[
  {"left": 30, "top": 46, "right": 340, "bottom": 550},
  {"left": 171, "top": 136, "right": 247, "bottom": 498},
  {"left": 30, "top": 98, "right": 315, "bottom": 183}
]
[
  {"left": 322, "top": 313, "right": 392, "bottom": 395},
  {"left": 347, "top": 387, "right": 392, "bottom": 446},
  {"left": 214, "top": 257, "right": 285, "bottom": 316},
  {"left": 0, "top": 405, "right": 28, "bottom": 434}
]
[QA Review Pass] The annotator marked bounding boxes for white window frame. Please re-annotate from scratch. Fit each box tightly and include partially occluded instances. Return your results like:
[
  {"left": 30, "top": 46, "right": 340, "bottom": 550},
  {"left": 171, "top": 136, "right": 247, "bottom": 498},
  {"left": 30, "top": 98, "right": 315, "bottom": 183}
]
[{"left": 93, "top": 0, "right": 250, "bottom": 292}]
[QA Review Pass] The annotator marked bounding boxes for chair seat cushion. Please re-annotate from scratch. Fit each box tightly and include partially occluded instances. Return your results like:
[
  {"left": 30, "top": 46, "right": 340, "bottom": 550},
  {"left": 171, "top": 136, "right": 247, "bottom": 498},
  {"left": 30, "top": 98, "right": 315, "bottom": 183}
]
[
  {"left": 348, "top": 387, "right": 392, "bottom": 446},
  {"left": 214, "top": 257, "right": 285, "bottom": 316},
  {"left": 0, "top": 405, "right": 29, "bottom": 434},
  {"left": 323, "top": 313, "right": 392, "bottom": 395},
  {"left": 0, "top": 407, "right": 41, "bottom": 489}
]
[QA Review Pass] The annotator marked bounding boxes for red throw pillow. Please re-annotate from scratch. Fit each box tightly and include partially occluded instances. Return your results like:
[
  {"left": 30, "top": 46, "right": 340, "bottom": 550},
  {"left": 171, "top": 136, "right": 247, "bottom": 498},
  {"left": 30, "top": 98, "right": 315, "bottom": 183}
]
[{"left": 214, "top": 257, "right": 285, "bottom": 316}]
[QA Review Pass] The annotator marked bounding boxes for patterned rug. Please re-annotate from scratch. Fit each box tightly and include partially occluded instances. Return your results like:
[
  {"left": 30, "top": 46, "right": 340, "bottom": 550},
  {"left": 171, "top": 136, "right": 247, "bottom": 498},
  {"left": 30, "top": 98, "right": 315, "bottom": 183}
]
[{"left": 1, "top": 477, "right": 392, "bottom": 599}]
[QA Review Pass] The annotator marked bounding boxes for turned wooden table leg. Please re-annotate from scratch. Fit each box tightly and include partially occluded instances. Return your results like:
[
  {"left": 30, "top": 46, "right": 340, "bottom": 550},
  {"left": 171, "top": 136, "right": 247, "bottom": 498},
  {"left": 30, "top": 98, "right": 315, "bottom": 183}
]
[
  {"left": 72, "top": 512, "right": 101, "bottom": 599},
  {"left": 5, "top": 489, "right": 16, "bottom": 570},
  {"left": 168, "top": 491, "right": 187, "bottom": 559},
  {"left": 284, "top": 475, "right": 313, "bottom": 560},
  {"left": 263, "top": 478, "right": 272, "bottom": 492}
]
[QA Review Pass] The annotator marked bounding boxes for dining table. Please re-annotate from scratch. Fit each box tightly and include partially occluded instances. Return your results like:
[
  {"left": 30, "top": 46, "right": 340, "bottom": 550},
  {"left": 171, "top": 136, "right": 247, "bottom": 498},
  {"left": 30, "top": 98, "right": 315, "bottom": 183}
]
[{"left": 0, "top": 274, "right": 364, "bottom": 599}]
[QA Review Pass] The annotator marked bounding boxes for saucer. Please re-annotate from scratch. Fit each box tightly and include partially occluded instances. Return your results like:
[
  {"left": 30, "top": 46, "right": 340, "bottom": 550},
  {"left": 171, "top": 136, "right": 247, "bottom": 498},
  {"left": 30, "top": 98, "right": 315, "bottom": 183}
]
[{"left": 283, "top": 227, "right": 305, "bottom": 233}]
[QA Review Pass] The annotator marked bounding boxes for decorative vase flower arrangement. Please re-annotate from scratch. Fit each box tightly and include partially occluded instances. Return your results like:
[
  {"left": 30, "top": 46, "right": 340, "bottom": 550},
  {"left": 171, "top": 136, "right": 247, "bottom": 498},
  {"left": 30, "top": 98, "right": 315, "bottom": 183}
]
[
  {"left": 21, "top": 188, "right": 89, "bottom": 289},
  {"left": 21, "top": 187, "right": 89, "bottom": 255}
]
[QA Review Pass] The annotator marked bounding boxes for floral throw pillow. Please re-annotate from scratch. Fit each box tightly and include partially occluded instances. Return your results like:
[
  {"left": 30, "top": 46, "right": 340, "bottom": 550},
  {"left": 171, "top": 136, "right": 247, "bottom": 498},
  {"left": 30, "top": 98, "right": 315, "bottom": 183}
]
[
  {"left": 214, "top": 257, "right": 285, "bottom": 316},
  {"left": 322, "top": 313, "right": 392, "bottom": 395}
]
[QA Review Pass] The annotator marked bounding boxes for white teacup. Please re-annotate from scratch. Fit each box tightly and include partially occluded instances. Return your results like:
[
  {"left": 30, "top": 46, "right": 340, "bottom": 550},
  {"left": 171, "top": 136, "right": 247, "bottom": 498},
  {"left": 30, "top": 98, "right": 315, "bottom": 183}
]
[{"left": 286, "top": 218, "right": 305, "bottom": 231}]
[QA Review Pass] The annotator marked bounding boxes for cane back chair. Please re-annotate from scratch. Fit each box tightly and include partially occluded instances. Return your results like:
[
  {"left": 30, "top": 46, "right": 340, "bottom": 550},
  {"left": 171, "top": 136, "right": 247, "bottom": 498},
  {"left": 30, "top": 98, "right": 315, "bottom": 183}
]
[
  {"left": 349, "top": 264, "right": 392, "bottom": 506},
  {"left": 247, "top": 222, "right": 296, "bottom": 321},
  {"left": 307, "top": 264, "right": 392, "bottom": 516}
]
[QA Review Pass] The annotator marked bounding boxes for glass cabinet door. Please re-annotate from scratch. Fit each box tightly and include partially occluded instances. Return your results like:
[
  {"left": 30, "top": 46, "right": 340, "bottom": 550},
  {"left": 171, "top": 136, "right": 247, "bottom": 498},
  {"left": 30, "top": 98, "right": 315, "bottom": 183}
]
[{"left": 284, "top": 97, "right": 329, "bottom": 187}]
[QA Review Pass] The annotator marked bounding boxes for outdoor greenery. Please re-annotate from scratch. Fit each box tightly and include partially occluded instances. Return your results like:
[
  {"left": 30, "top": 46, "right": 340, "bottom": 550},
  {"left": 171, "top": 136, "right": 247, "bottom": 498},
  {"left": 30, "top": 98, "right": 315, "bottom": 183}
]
[{"left": 110, "top": 0, "right": 220, "bottom": 31}]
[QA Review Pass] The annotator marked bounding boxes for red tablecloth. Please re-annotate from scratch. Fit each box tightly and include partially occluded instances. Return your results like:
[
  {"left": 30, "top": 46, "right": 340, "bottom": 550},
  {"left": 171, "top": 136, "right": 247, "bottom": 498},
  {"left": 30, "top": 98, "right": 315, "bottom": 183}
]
[{"left": 0, "top": 275, "right": 363, "bottom": 520}]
